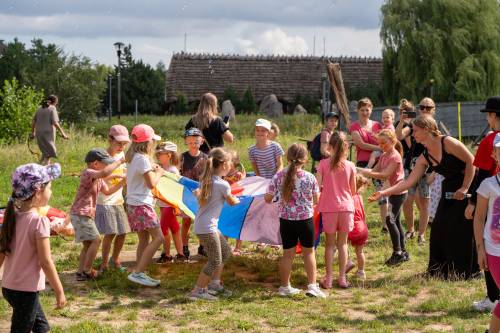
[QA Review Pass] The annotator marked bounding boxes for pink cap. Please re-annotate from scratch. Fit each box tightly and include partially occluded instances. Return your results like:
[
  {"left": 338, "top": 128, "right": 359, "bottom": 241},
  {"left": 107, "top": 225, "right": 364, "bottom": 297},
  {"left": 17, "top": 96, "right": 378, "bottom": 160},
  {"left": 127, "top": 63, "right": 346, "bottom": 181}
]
[
  {"left": 131, "top": 124, "right": 161, "bottom": 143},
  {"left": 109, "top": 125, "right": 130, "bottom": 142}
]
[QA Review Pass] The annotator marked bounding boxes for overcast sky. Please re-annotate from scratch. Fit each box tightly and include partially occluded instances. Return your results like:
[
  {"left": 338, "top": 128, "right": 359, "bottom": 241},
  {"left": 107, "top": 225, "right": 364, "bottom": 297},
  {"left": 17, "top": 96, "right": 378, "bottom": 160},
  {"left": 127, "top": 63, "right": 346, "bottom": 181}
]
[{"left": 0, "top": 0, "right": 384, "bottom": 67}]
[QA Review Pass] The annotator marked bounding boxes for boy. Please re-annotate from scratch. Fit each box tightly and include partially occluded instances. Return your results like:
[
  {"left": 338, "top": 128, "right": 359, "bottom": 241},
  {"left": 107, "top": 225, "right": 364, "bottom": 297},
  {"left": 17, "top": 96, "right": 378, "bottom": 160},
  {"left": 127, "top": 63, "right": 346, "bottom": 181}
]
[
  {"left": 320, "top": 112, "right": 340, "bottom": 158},
  {"left": 70, "top": 148, "right": 125, "bottom": 280},
  {"left": 248, "top": 118, "right": 284, "bottom": 179}
]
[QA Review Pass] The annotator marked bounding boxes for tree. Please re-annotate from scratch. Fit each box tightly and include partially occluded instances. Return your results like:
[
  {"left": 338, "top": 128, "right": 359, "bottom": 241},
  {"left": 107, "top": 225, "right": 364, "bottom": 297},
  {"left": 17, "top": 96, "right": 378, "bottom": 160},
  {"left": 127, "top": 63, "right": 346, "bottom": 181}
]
[
  {"left": 240, "top": 87, "right": 257, "bottom": 113},
  {"left": 380, "top": 0, "right": 500, "bottom": 103},
  {"left": 172, "top": 92, "right": 189, "bottom": 114},
  {"left": 222, "top": 86, "right": 242, "bottom": 112}
]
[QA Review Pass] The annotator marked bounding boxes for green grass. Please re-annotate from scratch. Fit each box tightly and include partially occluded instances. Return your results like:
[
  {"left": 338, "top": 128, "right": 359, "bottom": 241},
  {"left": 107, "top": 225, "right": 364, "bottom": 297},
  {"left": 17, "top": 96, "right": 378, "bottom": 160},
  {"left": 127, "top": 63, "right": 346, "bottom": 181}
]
[{"left": 0, "top": 114, "right": 490, "bottom": 332}]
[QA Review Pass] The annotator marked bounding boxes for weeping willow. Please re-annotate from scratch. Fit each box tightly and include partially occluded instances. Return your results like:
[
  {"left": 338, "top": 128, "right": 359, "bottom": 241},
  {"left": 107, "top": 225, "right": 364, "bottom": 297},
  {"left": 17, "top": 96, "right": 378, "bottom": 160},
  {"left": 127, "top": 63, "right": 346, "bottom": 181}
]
[{"left": 380, "top": 0, "right": 500, "bottom": 103}]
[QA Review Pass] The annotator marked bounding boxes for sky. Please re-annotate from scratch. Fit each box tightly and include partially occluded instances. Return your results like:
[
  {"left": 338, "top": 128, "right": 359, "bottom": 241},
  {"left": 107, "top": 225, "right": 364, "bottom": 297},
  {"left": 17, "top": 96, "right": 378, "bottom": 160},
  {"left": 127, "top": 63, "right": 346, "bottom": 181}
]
[{"left": 0, "top": 0, "right": 384, "bottom": 68}]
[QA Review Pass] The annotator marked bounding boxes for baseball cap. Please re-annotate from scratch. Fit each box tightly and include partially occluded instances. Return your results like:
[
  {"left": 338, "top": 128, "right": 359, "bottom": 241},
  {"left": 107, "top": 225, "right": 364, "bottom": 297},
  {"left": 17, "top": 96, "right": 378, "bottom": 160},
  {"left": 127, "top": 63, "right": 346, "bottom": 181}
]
[
  {"left": 325, "top": 112, "right": 340, "bottom": 120},
  {"left": 85, "top": 148, "right": 115, "bottom": 164},
  {"left": 494, "top": 133, "right": 500, "bottom": 148},
  {"left": 131, "top": 124, "right": 161, "bottom": 143},
  {"left": 255, "top": 118, "right": 271, "bottom": 131},
  {"left": 184, "top": 127, "right": 203, "bottom": 138},
  {"left": 156, "top": 141, "right": 178, "bottom": 153},
  {"left": 109, "top": 125, "right": 130, "bottom": 142},
  {"left": 11, "top": 163, "right": 61, "bottom": 201}
]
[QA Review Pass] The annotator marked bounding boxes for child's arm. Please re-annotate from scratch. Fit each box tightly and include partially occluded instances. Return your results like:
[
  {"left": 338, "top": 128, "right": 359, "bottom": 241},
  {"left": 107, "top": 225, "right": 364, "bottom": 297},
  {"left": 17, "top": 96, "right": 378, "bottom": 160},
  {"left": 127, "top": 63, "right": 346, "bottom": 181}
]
[
  {"left": 473, "top": 194, "right": 489, "bottom": 271},
  {"left": 36, "top": 237, "right": 66, "bottom": 309},
  {"left": 94, "top": 157, "right": 125, "bottom": 179},
  {"left": 100, "top": 178, "right": 126, "bottom": 195},
  {"left": 350, "top": 170, "right": 357, "bottom": 196},
  {"left": 0, "top": 252, "right": 5, "bottom": 269},
  {"left": 251, "top": 161, "right": 260, "bottom": 177},
  {"left": 313, "top": 192, "right": 320, "bottom": 205},
  {"left": 144, "top": 165, "right": 165, "bottom": 189},
  {"left": 359, "top": 162, "right": 396, "bottom": 181},
  {"left": 226, "top": 194, "right": 240, "bottom": 206},
  {"left": 276, "top": 155, "right": 283, "bottom": 172}
]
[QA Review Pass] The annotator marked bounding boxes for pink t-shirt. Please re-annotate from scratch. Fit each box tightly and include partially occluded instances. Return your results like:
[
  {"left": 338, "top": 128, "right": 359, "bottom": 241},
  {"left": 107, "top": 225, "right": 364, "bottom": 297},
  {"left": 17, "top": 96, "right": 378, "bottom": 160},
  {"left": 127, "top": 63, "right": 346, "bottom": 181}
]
[
  {"left": 317, "top": 158, "right": 356, "bottom": 212},
  {"left": 70, "top": 168, "right": 103, "bottom": 218},
  {"left": 349, "top": 121, "right": 382, "bottom": 163},
  {"left": 381, "top": 123, "right": 396, "bottom": 132},
  {"left": 378, "top": 150, "right": 405, "bottom": 190},
  {"left": 2, "top": 211, "right": 50, "bottom": 292}
]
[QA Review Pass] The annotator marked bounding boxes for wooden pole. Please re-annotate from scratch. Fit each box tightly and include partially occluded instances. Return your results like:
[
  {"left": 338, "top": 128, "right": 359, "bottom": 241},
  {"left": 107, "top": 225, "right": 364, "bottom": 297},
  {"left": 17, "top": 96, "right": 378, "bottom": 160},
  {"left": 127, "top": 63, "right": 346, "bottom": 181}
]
[
  {"left": 458, "top": 102, "right": 462, "bottom": 142},
  {"left": 326, "top": 63, "right": 350, "bottom": 129}
]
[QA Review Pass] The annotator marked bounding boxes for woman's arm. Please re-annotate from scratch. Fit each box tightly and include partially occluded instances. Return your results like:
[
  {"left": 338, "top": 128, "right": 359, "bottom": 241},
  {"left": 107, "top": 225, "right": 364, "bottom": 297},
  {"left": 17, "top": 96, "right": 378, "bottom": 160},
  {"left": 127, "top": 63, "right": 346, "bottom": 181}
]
[
  {"left": 395, "top": 116, "right": 411, "bottom": 141},
  {"left": 36, "top": 238, "right": 66, "bottom": 309},
  {"left": 444, "top": 136, "right": 476, "bottom": 200},
  {"left": 54, "top": 122, "right": 69, "bottom": 139},
  {"left": 473, "top": 194, "right": 489, "bottom": 270},
  {"left": 223, "top": 130, "right": 234, "bottom": 144},
  {"left": 351, "top": 131, "right": 380, "bottom": 152}
]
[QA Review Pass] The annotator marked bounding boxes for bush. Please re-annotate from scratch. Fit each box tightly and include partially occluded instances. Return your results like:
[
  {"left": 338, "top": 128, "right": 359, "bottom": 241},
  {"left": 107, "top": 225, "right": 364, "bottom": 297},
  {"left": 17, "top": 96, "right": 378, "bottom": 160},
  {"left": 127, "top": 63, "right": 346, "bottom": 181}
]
[
  {"left": 0, "top": 78, "right": 44, "bottom": 143},
  {"left": 240, "top": 87, "right": 257, "bottom": 113},
  {"left": 222, "top": 86, "right": 242, "bottom": 112},
  {"left": 172, "top": 92, "right": 189, "bottom": 114}
]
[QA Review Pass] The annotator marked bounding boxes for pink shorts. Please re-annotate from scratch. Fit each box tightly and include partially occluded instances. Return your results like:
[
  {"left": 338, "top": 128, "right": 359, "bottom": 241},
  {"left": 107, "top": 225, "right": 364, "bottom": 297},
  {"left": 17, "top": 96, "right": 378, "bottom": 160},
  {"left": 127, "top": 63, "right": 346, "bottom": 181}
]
[
  {"left": 487, "top": 253, "right": 500, "bottom": 318},
  {"left": 126, "top": 204, "right": 159, "bottom": 232},
  {"left": 322, "top": 212, "right": 354, "bottom": 234},
  {"left": 160, "top": 207, "right": 180, "bottom": 235}
]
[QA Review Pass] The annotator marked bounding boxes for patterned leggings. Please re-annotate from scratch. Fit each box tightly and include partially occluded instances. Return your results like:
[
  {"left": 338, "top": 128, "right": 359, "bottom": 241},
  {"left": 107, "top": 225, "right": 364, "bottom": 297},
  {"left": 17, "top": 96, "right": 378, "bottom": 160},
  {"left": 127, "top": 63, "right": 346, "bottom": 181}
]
[{"left": 197, "top": 231, "right": 232, "bottom": 276}]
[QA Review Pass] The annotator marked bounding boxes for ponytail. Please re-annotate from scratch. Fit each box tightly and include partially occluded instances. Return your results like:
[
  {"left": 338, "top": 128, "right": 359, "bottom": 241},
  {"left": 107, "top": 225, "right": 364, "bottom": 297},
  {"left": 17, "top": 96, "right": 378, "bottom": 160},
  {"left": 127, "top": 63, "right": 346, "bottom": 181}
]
[
  {"left": 395, "top": 141, "right": 403, "bottom": 157},
  {"left": 329, "top": 131, "right": 348, "bottom": 171},
  {"left": 0, "top": 196, "right": 17, "bottom": 254},
  {"left": 281, "top": 143, "right": 308, "bottom": 203},
  {"left": 198, "top": 148, "right": 230, "bottom": 207}
]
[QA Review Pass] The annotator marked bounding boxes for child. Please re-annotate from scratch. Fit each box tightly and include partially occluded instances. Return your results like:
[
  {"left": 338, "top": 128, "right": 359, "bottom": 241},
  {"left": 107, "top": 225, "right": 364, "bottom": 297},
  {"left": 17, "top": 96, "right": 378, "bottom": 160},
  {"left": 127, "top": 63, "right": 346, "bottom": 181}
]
[
  {"left": 367, "top": 109, "right": 395, "bottom": 168},
  {"left": 265, "top": 143, "right": 326, "bottom": 298},
  {"left": 317, "top": 131, "right": 357, "bottom": 289},
  {"left": 248, "top": 118, "right": 284, "bottom": 179},
  {"left": 0, "top": 163, "right": 66, "bottom": 332},
  {"left": 155, "top": 141, "right": 186, "bottom": 262},
  {"left": 188, "top": 148, "right": 240, "bottom": 301},
  {"left": 348, "top": 175, "right": 370, "bottom": 280},
  {"left": 359, "top": 129, "right": 409, "bottom": 266},
  {"left": 95, "top": 125, "right": 130, "bottom": 272},
  {"left": 125, "top": 124, "right": 165, "bottom": 287},
  {"left": 223, "top": 150, "right": 246, "bottom": 255},
  {"left": 270, "top": 122, "right": 280, "bottom": 141},
  {"left": 180, "top": 127, "right": 208, "bottom": 259},
  {"left": 473, "top": 133, "right": 500, "bottom": 333},
  {"left": 70, "top": 148, "right": 125, "bottom": 280},
  {"left": 320, "top": 112, "right": 340, "bottom": 158}
]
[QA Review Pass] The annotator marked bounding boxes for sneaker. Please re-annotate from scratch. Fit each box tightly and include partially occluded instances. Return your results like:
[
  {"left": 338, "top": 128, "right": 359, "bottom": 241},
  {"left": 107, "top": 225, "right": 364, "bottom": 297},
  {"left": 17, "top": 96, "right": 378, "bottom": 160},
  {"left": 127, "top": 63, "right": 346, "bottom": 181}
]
[
  {"left": 472, "top": 297, "right": 498, "bottom": 312},
  {"left": 385, "top": 252, "right": 406, "bottom": 266},
  {"left": 207, "top": 282, "right": 233, "bottom": 297},
  {"left": 198, "top": 245, "right": 208, "bottom": 257},
  {"left": 418, "top": 235, "right": 426, "bottom": 245},
  {"left": 278, "top": 285, "right": 301, "bottom": 296},
  {"left": 187, "top": 288, "right": 218, "bottom": 301},
  {"left": 345, "top": 260, "right": 356, "bottom": 274},
  {"left": 356, "top": 270, "right": 366, "bottom": 280},
  {"left": 183, "top": 245, "right": 190, "bottom": 259},
  {"left": 128, "top": 272, "right": 160, "bottom": 287},
  {"left": 306, "top": 283, "right": 327, "bottom": 298},
  {"left": 402, "top": 251, "right": 410, "bottom": 261},
  {"left": 156, "top": 253, "right": 173, "bottom": 263},
  {"left": 405, "top": 231, "right": 415, "bottom": 240},
  {"left": 175, "top": 253, "right": 188, "bottom": 262}
]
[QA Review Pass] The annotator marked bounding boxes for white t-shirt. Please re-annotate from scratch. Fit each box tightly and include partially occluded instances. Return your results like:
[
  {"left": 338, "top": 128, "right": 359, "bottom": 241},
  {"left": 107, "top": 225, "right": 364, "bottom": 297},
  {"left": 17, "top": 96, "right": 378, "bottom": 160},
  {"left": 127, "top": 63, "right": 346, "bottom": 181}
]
[
  {"left": 158, "top": 166, "right": 180, "bottom": 208},
  {"left": 194, "top": 176, "right": 231, "bottom": 234},
  {"left": 477, "top": 175, "right": 500, "bottom": 257},
  {"left": 126, "top": 154, "right": 155, "bottom": 207},
  {"left": 97, "top": 151, "right": 126, "bottom": 206}
]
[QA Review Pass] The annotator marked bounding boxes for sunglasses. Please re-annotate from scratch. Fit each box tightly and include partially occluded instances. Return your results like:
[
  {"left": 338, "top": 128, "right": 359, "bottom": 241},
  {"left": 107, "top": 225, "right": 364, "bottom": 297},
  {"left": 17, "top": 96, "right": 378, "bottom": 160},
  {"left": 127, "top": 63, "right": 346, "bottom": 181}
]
[{"left": 419, "top": 105, "right": 434, "bottom": 111}]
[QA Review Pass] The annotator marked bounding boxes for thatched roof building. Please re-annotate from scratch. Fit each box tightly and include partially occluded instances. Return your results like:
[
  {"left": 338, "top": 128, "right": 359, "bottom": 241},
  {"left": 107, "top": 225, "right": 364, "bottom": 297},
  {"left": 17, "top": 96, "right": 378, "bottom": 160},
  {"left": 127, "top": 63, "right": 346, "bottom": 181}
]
[{"left": 165, "top": 52, "right": 383, "bottom": 105}]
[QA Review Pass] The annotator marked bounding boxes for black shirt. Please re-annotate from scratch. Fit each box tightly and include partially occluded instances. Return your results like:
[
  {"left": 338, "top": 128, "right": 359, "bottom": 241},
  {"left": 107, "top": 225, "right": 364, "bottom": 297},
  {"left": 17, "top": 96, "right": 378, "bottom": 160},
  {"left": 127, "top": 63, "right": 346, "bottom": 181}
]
[
  {"left": 185, "top": 117, "right": 229, "bottom": 153},
  {"left": 395, "top": 121, "right": 426, "bottom": 171},
  {"left": 180, "top": 151, "right": 207, "bottom": 181}
]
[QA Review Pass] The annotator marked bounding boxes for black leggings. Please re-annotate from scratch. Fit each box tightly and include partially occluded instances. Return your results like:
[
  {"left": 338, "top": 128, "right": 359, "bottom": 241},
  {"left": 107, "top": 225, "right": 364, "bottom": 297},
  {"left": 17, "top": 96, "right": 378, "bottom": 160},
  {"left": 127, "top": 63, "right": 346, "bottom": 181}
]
[
  {"left": 2, "top": 288, "right": 50, "bottom": 333},
  {"left": 486, "top": 270, "right": 500, "bottom": 302},
  {"left": 386, "top": 193, "right": 407, "bottom": 253}
]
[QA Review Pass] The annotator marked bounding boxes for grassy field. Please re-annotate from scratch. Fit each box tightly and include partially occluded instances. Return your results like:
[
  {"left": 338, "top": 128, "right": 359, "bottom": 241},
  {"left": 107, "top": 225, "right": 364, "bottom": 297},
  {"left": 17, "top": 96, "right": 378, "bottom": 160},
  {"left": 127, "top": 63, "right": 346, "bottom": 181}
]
[{"left": 0, "top": 114, "right": 491, "bottom": 332}]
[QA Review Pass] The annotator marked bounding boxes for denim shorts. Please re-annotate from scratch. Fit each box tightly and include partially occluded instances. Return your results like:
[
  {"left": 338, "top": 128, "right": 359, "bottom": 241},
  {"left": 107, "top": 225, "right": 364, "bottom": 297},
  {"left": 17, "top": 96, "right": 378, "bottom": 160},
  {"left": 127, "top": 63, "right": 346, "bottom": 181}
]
[
  {"left": 404, "top": 169, "right": 430, "bottom": 198},
  {"left": 70, "top": 214, "right": 100, "bottom": 242}
]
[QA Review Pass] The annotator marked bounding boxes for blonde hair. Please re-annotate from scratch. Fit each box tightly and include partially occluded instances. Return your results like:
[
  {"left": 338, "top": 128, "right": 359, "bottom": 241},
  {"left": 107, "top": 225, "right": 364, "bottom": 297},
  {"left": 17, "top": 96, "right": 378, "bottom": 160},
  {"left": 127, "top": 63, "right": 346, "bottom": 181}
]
[
  {"left": 382, "top": 108, "right": 395, "bottom": 119},
  {"left": 281, "top": 143, "right": 308, "bottom": 203},
  {"left": 192, "top": 93, "right": 218, "bottom": 130},
  {"left": 270, "top": 122, "right": 280, "bottom": 138},
  {"left": 329, "top": 131, "right": 349, "bottom": 171},
  {"left": 399, "top": 98, "right": 414, "bottom": 112},
  {"left": 419, "top": 97, "right": 436, "bottom": 108},
  {"left": 125, "top": 140, "right": 155, "bottom": 163},
  {"left": 377, "top": 129, "right": 403, "bottom": 156},
  {"left": 355, "top": 174, "right": 369, "bottom": 193},
  {"left": 412, "top": 116, "right": 441, "bottom": 137},
  {"left": 198, "top": 148, "right": 230, "bottom": 207},
  {"left": 357, "top": 97, "right": 373, "bottom": 111},
  {"left": 155, "top": 144, "right": 180, "bottom": 168},
  {"left": 226, "top": 149, "right": 240, "bottom": 166}
]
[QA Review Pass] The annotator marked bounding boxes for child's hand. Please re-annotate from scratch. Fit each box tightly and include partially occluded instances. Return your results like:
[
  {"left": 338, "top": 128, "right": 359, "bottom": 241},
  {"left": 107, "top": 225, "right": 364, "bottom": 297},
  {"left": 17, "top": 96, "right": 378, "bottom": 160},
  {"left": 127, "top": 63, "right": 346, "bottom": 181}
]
[
  {"left": 193, "top": 189, "right": 201, "bottom": 197},
  {"left": 55, "top": 292, "right": 67, "bottom": 309},
  {"left": 478, "top": 248, "right": 488, "bottom": 271},
  {"left": 368, "top": 192, "right": 382, "bottom": 202}
]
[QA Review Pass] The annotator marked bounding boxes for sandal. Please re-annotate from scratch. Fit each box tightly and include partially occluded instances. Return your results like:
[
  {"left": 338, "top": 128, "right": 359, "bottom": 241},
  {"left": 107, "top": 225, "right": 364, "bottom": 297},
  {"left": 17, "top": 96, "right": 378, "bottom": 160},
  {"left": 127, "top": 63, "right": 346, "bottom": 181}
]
[
  {"left": 405, "top": 231, "right": 415, "bottom": 240},
  {"left": 76, "top": 272, "right": 86, "bottom": 281},
  {"left": 232, "top": 248, "right": 243, "bottom": 256},
  {"left": 319, "top": 276, "right": 333, "bottom": 289},
  {"left": 338, "top": 275, "right": 349, "bottom": 289},
  {"left": 78, "top": 269, "right": 98, "bottom": 281}
]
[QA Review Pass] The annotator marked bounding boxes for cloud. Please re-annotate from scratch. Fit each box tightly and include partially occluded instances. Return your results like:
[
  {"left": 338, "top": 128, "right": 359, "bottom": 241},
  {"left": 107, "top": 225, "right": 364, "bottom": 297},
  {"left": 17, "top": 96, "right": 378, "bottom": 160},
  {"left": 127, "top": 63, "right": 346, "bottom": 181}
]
[{"left": 235, "top": 28, "right": 308, "bottom": 55}]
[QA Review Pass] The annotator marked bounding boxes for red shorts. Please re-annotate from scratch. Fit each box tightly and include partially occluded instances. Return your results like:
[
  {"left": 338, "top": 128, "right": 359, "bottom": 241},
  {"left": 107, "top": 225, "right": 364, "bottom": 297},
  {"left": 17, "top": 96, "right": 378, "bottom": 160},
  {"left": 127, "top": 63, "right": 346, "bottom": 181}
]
[{"left": 160, "top": 207, "right": 180, "bottom": 235}]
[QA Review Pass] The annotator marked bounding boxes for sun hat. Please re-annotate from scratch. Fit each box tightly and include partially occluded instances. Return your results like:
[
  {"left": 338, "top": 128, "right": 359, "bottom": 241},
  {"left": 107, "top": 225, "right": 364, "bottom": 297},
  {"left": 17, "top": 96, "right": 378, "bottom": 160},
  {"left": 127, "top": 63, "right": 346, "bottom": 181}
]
[
  {"left": 11, "top": 163, "right": 61, "bottom": 201},
  {"left": 255, "top": 118, "right": 271, "bottom": 131},
  {"left": 480, "top": 96, "right": 500, "bottom": 114},
  {"left": 156, "top": 141, "right": 178, "bottom": 153},
  {"left": 85, "top": 148, "right": 115, "bottom": 164},
  {"left": 184, "top": 127, "right": 204, "bottom": 138},
  {"left": 109, "top": 125, "right": 130, "bottom": 142},
  {"left": 131, "top": 124, "right": 161, "bottom": 143}
]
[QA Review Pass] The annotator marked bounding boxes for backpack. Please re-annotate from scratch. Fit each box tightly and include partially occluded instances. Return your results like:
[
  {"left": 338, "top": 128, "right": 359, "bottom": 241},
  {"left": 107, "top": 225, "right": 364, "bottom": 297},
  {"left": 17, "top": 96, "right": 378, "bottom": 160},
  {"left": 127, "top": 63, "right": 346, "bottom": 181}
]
[{"left": 307, "top": 132, "right": 323, "bottom": 162}]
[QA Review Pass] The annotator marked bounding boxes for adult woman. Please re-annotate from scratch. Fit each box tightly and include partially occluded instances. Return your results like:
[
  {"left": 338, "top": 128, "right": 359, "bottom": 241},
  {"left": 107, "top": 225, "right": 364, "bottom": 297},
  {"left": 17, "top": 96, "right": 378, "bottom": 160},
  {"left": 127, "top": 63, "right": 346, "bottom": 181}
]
[
  {"left": 395, "top": 98, "right": 435, "bottom": 244},
  {"left": 371, "top": 116, "right": 479, "bottom": 280},
  {"left": 349, "top": 98, "right": 386, "bottom": 228},
  {"left": 185, "top": 93, "right": 234, "bottom": 154},
  {"left": 31, "top": 95, "right": 69, "bottom": 165}
]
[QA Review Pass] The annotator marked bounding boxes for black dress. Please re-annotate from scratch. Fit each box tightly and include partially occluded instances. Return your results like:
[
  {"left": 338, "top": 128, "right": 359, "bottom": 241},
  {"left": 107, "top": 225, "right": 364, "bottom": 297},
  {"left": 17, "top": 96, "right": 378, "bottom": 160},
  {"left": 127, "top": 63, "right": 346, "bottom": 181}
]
[{"left": 422, "top": 136, "right": 479, "bottom": 280}]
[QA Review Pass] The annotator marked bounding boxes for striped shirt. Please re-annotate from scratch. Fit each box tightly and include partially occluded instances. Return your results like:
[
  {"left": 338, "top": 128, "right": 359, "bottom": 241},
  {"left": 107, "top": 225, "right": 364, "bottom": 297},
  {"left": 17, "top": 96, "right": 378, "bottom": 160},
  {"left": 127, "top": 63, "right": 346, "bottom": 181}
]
[{"left": 248, "top": 141, "right": 284, "bottom": 179}]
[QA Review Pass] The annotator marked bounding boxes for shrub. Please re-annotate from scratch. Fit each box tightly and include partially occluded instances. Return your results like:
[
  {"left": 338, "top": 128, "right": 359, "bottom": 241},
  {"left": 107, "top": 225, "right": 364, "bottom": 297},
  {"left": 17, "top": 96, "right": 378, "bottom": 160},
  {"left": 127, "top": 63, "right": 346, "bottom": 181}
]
[{"left": 172, "top": 92, "right": 189, "bottom": 114}]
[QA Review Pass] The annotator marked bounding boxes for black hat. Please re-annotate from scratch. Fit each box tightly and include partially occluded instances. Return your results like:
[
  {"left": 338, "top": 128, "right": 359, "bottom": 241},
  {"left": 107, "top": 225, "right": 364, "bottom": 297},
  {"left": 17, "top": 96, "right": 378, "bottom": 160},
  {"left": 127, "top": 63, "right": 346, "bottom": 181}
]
[
  {"left": 85, "top": 148, "right": 114, "bottom": 164},
  {"left": 325, "top": 112, "right": 340, "bottom": 119},
  {"left": 480, "top": 96, "right": 500, "bottom": 114}
]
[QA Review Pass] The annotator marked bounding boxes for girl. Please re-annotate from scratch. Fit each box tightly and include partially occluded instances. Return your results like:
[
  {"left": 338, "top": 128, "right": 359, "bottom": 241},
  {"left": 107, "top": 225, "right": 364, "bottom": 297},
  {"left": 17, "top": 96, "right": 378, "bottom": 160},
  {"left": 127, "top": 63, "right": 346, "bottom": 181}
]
[
  {"left": 188, "top": 148, "right": 240, "bottom": 301},
  {"left": 348, "top": 175, "right": 370, "bottom": 280},
  {"left": 155, "top": 141, "right": 186, "bottom": 262},
  {"left": 265, "top": 143, "right": 325, "bottom": 298},
  {"left": 317, "top": 131, "right": 357, "bottom": 289},
  {"left": 359, "top": 129, "right": 409, "bottom": 266},
  {"left": 125, "top": 124, "right": 165, "bottom": 287},
  {"left": 96, "top": 125, "right": 130, "bottom": 272},
  {"left": 248, "top": 118, "right": 284, "bottom": 179},
  {"left": 473, "top": 133, "right": 500, "bottom": 333},
  {"left": 0, "top": 163, "right": 66, "bottom": 333}
]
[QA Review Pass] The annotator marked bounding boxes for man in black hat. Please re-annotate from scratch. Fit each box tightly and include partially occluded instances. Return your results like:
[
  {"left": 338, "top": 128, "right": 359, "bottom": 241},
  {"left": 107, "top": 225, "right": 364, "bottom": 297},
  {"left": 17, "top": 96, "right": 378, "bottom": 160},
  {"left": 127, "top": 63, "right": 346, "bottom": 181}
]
[{"left": 468, "top": 96, "right": 500, "bottom": 312}]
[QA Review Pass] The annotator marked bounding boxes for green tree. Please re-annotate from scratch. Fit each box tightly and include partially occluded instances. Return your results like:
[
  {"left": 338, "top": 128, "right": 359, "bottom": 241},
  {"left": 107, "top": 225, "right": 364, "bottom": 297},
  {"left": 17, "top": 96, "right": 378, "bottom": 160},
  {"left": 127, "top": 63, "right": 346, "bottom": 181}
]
[
  {"left": 0, "top": 78, "right": 44, "bottom": 143},
  {"left": 222, "top": 86, "right": 242, "bottom": 112},
  {"left": 240, "top": 87, "right": 257, "bottom": 113},
  {"left": 380, "top": 0, "right": 500, "bottom": 103},
  {"left": 172, "top": 92, "right": 189, "bottom": 114}
]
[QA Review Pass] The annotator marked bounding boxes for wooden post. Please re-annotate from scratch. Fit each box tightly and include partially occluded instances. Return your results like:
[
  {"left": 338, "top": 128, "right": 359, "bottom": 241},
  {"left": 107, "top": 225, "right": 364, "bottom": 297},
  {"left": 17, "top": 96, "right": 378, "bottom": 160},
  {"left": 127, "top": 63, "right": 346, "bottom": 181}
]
[
  {"left": 457, "top": 102, "right": 462, "bottom": 142},
  {"left": 326, "top": 63, "right": 350, "bottom": 129}
]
